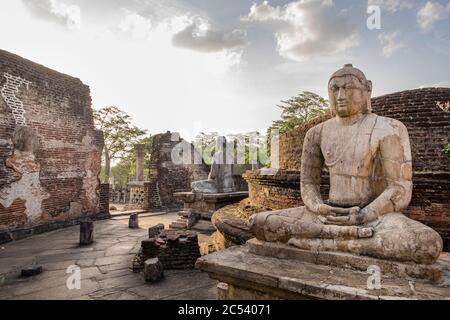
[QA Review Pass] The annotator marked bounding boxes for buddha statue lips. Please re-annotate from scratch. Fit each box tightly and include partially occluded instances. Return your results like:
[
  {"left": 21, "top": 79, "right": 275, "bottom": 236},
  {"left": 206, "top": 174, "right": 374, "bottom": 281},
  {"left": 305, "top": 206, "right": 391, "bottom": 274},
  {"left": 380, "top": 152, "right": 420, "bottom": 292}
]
[{"left": 249, "top": 64, "right": 443, "bottom": 265}]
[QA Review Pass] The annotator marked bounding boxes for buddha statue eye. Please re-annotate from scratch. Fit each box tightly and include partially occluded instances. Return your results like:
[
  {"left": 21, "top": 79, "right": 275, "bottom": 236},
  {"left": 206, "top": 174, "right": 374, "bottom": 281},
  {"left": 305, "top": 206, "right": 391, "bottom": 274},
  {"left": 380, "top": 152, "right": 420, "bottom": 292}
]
[{"left": 329, "top": 84, "right": 339, "bottom": 91}]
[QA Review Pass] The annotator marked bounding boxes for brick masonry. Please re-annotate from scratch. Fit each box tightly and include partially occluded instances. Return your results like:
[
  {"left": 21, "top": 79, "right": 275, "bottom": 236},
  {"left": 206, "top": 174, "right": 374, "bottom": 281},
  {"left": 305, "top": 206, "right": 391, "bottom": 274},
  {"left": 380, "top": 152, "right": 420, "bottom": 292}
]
[
  {"left": 0, "top": 49, "right": 106, "bottom": 243},
  {"left": 246, "top": 88, "right": 450, "bottom": 251}
]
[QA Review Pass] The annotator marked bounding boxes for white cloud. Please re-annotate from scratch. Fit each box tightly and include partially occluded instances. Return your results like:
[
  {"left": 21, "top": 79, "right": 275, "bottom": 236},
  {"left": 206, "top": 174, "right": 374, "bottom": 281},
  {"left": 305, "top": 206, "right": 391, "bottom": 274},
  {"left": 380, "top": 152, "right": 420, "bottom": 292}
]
[
  {"left": 378, "top": 31, "right": 404, "bottom": 57},
  {"left": 417, "top": 1, "right": 450, "bottom": 31},
  {"left": 418, "top": 81, "right": 450, "bottom": 88},
  {"left": 243, "top": 0, "right": 359, "bottom": 61},
  {"left": 22, "top": 0, "right": 81, "bottom": 30},
  {"left": 367, "top": 0, "right": 414, "bottom": 13},
  {"left": 118, "top": 10, "right": 152, "bottom": 39},
  {"left": 171, "top": 16, "right": 246, "bottom": 53}
]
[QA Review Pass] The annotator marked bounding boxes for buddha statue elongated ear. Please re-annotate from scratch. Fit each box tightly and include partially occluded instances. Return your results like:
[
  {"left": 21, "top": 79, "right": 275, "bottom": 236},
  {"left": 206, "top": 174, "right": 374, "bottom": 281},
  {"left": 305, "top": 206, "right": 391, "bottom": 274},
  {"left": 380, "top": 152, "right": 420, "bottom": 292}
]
[{"left": 363, "top": 80, "right": 373, "bottom": 114}]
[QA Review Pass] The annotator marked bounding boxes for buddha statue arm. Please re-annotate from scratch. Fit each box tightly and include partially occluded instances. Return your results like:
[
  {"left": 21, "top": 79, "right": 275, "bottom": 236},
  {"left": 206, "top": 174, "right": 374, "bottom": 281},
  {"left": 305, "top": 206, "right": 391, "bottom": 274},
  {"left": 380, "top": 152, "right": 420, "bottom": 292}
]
[
  {"left": 300, "top": 126, "right": 325, "bottom": 214},
  {"left": 361, "top": 121, "right": 413, "bottom": 221}
]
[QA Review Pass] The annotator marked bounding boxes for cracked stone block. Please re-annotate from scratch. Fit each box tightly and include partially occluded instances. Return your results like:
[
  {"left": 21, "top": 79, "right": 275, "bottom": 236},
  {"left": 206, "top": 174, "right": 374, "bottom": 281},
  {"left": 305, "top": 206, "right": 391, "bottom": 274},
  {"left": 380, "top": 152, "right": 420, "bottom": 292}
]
[
  {"left": 128, "top": 213, "right": 139, "bottom": 229},
  {"left": 80, "top": 221, "right": 94, "bottom": 245},
  {"left": 21, "top": 265, "right": 43, "bottom": 277},
  {"left": 143, "top": 258, "right": 164, "bottom": 283},
  {"left": 148, "top": 223, "right": 164, "bottom": 238}
]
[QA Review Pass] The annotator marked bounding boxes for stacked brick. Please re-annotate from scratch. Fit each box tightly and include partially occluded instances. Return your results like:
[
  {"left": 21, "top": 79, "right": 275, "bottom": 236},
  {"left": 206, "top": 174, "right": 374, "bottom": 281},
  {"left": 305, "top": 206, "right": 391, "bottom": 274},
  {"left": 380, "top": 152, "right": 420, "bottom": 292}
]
[{"left": 133, "top": 225, "right": 201, "bottom": 272}]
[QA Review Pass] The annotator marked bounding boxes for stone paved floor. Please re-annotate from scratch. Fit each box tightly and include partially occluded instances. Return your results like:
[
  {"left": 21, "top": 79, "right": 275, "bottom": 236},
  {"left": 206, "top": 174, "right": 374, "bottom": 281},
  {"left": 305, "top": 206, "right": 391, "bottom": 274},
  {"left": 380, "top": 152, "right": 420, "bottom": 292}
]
[{"left": 0, "top": 213, "right": 217, "bottom": 300}]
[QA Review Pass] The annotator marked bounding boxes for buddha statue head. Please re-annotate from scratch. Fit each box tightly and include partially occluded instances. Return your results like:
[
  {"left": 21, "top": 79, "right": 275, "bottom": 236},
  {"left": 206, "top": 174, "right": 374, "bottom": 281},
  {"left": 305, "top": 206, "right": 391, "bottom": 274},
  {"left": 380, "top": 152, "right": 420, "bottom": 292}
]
[{"left": 328, "top": 64, "right": 373, "bottom": 118}]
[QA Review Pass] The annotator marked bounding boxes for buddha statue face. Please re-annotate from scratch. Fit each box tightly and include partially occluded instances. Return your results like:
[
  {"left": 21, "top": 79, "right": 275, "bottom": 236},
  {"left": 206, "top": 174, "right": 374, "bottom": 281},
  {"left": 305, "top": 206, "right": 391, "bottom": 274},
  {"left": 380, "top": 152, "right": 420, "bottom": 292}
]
[{"left": 328, "top": 64, "right": 372, "bottom": 118}]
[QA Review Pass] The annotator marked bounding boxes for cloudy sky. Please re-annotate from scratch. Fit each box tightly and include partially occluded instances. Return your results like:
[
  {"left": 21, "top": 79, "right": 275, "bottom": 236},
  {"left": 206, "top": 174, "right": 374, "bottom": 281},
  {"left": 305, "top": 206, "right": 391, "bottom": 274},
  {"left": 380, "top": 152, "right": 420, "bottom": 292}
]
[{"left": 1, "top": 0, "right": 449, "bottom": 140}]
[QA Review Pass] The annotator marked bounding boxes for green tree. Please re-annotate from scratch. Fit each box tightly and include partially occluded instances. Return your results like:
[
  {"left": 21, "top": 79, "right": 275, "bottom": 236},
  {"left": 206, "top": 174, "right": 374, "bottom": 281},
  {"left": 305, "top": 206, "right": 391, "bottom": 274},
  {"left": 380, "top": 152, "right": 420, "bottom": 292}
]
[
  {"left": 444, "top": 143, "right": 450, "bottom": 154},
  {"left": 270, "top": 91, "right": 328, "bottom": 134},
  {"left": 93, "top": 106, "right": 146, "bottom": 183},
  {"left": 110, "top": 135, "right": 153, "bottom": 189}
]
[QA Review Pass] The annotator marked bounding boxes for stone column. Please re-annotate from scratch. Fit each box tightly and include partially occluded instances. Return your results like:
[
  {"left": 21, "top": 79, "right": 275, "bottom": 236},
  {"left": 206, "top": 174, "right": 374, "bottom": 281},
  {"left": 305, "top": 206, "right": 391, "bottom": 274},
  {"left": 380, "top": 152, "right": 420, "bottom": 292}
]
[{"left": 135, "top": 144, "right": 145, "bottom": 182}]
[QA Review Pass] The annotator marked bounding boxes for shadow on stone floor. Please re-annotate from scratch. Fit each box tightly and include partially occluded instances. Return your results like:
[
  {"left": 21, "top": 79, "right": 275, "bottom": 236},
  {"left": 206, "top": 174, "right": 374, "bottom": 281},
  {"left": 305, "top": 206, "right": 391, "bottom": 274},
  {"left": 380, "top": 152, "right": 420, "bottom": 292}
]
[{"left": 0, "top": 216, "right": 217, "bottom": 300}]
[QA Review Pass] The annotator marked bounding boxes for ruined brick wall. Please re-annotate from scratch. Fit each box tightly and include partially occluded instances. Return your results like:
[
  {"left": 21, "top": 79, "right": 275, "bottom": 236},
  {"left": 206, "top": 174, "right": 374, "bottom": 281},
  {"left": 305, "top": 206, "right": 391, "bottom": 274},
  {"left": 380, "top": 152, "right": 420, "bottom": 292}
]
[
  {"left": 0, "top": 49, "right": 105, "bottom": 242},
  {"left": 247, "top": 88, "right": 450, "bottom": 250},
  {"left": 146, "top": 131, "right": 209, "bottom": 210}
]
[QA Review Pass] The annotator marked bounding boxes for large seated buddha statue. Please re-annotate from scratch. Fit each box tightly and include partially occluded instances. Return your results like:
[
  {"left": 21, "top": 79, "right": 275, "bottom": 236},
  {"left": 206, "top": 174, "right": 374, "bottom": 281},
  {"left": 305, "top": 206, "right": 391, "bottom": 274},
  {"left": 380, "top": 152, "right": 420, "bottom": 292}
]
[{"left": 250, "top": 64, "right": 443, "bottom": 265}]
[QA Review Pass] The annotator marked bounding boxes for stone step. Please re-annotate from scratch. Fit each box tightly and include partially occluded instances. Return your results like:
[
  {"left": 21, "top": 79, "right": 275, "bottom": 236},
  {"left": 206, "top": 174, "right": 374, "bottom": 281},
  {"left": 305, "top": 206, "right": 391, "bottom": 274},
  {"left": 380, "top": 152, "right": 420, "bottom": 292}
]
[
  {"left": 178, "top": 211, "right": 190, "bottom": 218},
  {"left": 191, "top": 220, "right": 216, "bottom": 234},
  {"left": 169, "top": 220, "right": 188, "bottom": 230}
]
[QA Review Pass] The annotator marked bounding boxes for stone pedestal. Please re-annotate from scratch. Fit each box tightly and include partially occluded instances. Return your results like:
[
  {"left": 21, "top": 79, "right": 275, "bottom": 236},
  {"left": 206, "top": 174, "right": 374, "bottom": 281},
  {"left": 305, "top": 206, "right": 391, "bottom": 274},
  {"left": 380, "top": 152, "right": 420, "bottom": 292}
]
[
  {"left": 79, "top": 221, "right": 94, "bottom": 245},
  {"left": 170, "top": 191, "right": 248, "bottom": 231},
  {"left": 174, "top": 191, "right": 249, "bottom": 220},
  {"left": 196, "top": 240, "right": 450, "bottom": 300}
]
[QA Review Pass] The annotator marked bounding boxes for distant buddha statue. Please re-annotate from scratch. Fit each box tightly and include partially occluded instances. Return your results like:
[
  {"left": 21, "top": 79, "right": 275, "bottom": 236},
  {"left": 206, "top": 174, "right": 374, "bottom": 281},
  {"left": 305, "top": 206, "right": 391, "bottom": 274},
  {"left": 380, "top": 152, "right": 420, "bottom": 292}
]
[
  {"left": 191, "top": 136, "right": 235, "bottom": 194},
  {"left": 250, "top": 64, "right": 443, "bottom": 265}
]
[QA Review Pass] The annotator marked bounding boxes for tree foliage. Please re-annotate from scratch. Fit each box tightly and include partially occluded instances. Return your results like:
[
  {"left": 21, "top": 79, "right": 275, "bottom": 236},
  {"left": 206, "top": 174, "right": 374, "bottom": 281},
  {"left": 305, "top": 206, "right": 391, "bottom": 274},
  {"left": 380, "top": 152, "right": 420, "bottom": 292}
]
[
  {"left": 108, "top": 135, "right": 153, "bottom": 189},
  {"left": 444, "top": 143, "right": 450, "bottom": 154},
  {"left": 270, "top": 91, "right": 328, "bottom": 134},
  {"left": 93, "top": 106, "right": 146, "bottom": 183}
]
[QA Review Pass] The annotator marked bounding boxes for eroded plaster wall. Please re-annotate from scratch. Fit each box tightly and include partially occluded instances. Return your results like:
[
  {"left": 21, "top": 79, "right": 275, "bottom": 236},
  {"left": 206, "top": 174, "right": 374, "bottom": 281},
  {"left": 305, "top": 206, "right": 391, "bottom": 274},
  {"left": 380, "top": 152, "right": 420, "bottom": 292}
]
[{"left": 0, "top": 49, "right": 105, "bottom": 242}]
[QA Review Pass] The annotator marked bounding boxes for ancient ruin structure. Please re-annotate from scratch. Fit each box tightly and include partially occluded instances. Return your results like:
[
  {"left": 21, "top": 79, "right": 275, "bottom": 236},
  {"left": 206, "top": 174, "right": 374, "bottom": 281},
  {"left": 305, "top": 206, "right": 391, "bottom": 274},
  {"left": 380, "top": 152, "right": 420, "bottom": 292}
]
[
  {"left": 144, "top": 131, "right": 209, "bottom": 211},
  {"left": 172, "top": 136, "right": 249, "bottom": 231},
  {"left": 0, "top": 50, "right": 108, "bottom": 243},
  {"left": 127, "top": 144, "right": 147, "bottom": 209},
  {"left": 197, "top": 65, "right": 450, "bottom": 300}
]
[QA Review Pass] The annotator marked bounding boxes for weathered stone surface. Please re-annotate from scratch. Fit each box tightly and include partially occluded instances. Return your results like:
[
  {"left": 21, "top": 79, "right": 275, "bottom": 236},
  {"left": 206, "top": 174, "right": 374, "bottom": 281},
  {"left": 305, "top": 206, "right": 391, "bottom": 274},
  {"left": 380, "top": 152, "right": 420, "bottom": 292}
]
[
  {"left": 247, "top": 239, "right": 445, "bottom": 282},
  {"left": 175, "top": 192, "right": 249, "bottom": 218},
  {"left": 148, "top": 223, "right": 164, "bottom": 238},
  {"left": 143, "top": 258, "right": 164, "bottom": 282},
  {"left": 0, "top": 49, "right": 106, "bottom": 244},
  {"left": 21, "top": 265, "right": 43, "bottom": 277},
  {"left": 211, "top": 199, "right": 266, "bottom": 246},
  {"left": 196, "top": 244, "right": 450, "bottom": 300},
  {"left": 80, "top": 221, "right": 94, "bottom": 245},
  {"left": 128, "top": 213, "right": 139, "bottom": 229}
]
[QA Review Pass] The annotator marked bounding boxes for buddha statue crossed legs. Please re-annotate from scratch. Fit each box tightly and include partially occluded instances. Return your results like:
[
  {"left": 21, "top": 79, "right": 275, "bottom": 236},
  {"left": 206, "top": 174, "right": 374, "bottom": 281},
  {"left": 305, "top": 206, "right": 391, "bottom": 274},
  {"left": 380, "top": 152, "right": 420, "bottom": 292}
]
[{"left": 250, "top": 64, "right": 443, "bottom": 265}]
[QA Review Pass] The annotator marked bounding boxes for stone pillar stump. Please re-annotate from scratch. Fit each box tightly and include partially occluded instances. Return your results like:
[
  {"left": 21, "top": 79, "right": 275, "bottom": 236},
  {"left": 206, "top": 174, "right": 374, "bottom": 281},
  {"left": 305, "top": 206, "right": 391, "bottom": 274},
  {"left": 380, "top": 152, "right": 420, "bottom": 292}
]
[{"left": 80, "top": 220, "right": 94, "bottom": 245}]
